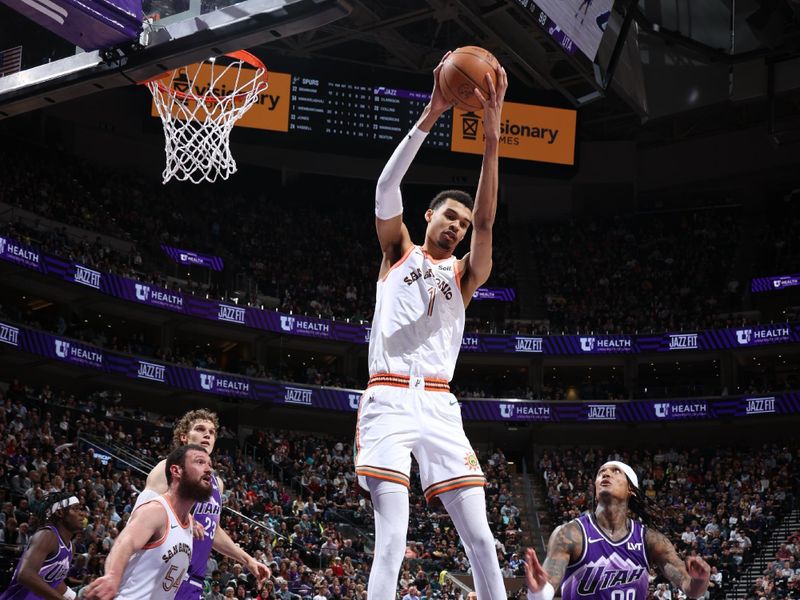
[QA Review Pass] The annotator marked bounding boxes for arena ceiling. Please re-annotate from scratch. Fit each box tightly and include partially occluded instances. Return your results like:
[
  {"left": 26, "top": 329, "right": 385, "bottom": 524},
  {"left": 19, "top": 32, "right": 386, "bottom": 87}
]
[{"left": 260, "top": 0, "right": 800, "bottom": 144}]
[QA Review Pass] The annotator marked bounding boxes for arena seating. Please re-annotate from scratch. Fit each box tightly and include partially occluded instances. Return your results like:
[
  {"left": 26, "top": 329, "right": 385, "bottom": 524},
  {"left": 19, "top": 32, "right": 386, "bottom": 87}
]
[
  {"left": 536, "top": 446, "right": 799, "bottom": 599},
  {"left": 0, "top": 380, "right": 524, "bottom": 599},
  {"left": 6, "top": 142, "right": 794, "bottom": 336}
]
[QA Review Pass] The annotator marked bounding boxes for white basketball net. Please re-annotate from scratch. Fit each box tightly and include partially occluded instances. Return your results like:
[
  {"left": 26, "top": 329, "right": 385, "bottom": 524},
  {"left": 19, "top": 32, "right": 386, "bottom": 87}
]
[{"left": 147, "top": 55, "right": 268, "bottom": 184}]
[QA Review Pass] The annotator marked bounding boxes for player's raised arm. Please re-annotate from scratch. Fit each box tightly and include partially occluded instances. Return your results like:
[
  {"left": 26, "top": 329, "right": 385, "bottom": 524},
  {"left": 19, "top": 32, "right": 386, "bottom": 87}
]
[
  {"left": 375, "top": 53, "right": 453, "bottom": 275},
  {"left": 132, "top": 460, "right": 168, "bottom": 510},
  {"left": 459, "top": 65, "right": 507, "bottom": 305},
  {"left": 645, "top": 528, "right": 710, "bottom": 598},
  {"left": 524, "top": 521, "right": 583, "bottom": 599}
]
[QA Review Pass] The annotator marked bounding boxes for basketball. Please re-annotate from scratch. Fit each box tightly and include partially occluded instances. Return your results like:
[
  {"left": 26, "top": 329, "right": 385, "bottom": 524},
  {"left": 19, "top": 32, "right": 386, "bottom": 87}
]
[{"left": 440, "top": 46, "right": 500, "bottom": 111}]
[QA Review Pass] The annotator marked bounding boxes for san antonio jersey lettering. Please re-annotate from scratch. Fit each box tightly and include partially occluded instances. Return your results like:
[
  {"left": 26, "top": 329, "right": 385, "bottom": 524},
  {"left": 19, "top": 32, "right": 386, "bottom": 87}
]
[
  {"left": 561, "top": 513, "right": 649, "bottom": 600},
  {"left": 116, "top": 495, "right": 193, "bottom": 600},
  {"left": 369, "top": 246, "right": 464, "bottom": 381}
]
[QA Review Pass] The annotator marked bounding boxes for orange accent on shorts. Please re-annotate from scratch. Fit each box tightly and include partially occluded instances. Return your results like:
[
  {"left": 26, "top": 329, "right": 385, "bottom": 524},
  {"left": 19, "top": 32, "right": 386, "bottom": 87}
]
[
  {"left": 424, "top": 475, "right": 486, "bottom": 503},
  {"left": 367, "top": 373, "right": 450, "bottom": 392},
  {"left": 356, "top": 466, "right": 411, "bottom": 487}
]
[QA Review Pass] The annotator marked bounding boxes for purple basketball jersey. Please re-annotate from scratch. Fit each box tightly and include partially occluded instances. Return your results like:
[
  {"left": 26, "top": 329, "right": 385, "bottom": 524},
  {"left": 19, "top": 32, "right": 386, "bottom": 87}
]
[
  {"left": 561, "top": 513, "right": 650, "bottom": 600},
  {"left": 0, "top": 525, "right": 73, "bottom": 600},
  {"left": 175, "top": 473, "right": 222, "bottom": 600}
]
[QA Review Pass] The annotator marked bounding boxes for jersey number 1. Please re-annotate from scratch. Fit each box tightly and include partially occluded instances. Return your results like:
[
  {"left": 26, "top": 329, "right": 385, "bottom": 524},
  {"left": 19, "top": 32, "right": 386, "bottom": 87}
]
[{"left": 427, "top": 288, "right": 436, "bottom": 316}]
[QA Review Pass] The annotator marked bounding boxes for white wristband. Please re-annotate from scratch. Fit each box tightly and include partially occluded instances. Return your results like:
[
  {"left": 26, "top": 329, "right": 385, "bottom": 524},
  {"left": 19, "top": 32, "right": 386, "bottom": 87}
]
[
  {"left": 63, "top": 588, "right": 77, "bottom": 600},
  {"left": 527, "top": 583, "right": 554, "bottom": 600}
]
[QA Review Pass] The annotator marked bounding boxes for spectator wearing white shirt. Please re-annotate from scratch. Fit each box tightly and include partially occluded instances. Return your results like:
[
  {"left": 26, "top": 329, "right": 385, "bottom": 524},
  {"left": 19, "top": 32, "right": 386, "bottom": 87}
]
[
  {"left": 681, "top": 526, "right": 696, "bottom": 546},
  {"left": 654, "top": 583, "right": 672, "bottom": 599},
  {"left": 401, "top": 586, "right": 420, "bottom": 600}
]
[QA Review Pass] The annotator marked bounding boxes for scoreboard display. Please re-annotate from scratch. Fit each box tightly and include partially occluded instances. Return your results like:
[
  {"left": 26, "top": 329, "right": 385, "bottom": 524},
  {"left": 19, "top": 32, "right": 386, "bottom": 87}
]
[
  {"left": 153, "top": 65, "right": 577, "bottom": 165},
  {"left": 288, "top": 77, "right": 452, "bottom": 150}
]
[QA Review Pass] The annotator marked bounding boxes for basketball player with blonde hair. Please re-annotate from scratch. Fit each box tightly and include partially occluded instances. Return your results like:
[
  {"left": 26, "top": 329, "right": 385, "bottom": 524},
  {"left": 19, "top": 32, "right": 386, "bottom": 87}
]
[
  {"left": 134, "top": 410, "right": 269, "bottom": 599},
  {"left": 355, "top": 53, "right": 508, "bottom": 600}
]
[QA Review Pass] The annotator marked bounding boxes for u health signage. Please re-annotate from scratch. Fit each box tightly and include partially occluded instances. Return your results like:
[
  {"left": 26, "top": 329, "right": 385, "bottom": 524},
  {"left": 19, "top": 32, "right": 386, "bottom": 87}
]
[
  {"left": 450, "top": 102, "right": 577, "bottom": 165},
  {"left": 4, "top": 318, "right": 799, "bottom": 423},
  {"left": 752, "top": 273, "right": 800, "bottom": 292},
  {"left": 3, "top": 233, "right": 800, "bottom": 355}
]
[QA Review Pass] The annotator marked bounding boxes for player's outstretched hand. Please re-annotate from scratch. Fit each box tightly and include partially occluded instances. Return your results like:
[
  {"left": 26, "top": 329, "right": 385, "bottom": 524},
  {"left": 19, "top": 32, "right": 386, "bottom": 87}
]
[
  {"left": 686, "top": 555, "right": 711, "bottom": 582},
  {"left": 430, "top": 51, "right": 455, "bottom": 115},
  {"left": 524, "top": 547, "right": 549, "bottom": 593},
  {"left": 474, "top": 64, "right": 507, "bottom": 143},
  {"left": 247, "top": 557, "right": 271, "bottom": 584},
  {"left": 84, "top": 574, "right": 118, "bottom": 600},
  {"left": 191, "top": 516, "right": 205, "bottom": 540}
]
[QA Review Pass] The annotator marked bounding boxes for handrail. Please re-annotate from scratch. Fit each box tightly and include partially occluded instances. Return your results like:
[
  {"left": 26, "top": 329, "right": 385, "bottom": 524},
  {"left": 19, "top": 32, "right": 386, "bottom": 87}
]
[{"left": 521, "top": 457, "right": 547, "bottom": 555}]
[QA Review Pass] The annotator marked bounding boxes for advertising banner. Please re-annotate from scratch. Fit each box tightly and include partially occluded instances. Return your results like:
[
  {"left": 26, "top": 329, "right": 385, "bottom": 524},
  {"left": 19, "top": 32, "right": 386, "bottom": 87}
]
[{"left": 451, "top": 102, "right": 577, "bottom": 165}]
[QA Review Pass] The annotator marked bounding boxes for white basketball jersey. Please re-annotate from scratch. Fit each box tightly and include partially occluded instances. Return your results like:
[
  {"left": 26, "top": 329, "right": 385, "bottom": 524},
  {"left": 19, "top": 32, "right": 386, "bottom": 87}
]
[
  {"left": 116, "top": 495, "right": 192, "bottom": 600},
  {"left": 369, "top": 246, "right": 465, "bottom": 381}
]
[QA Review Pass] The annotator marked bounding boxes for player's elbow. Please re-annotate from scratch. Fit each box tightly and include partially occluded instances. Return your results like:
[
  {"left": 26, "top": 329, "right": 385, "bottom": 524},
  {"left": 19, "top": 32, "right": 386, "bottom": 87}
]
[
  {"left": 375, "top": 174, "right": 397, "bottom": 198},
  {"left": 470, "top": 260, "right": 492, "bottom": 286},
  {"left": 18, "top": 567, "right": 39, "bottom": 588},
  {"left": 472, "top": 213, "right": 495, "bottom": 232}
]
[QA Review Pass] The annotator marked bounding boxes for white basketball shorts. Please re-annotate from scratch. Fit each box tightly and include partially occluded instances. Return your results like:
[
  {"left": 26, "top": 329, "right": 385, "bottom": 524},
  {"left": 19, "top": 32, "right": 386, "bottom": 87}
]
[{"left": 354, "top": 375, "right": 485, "bottom": 503}]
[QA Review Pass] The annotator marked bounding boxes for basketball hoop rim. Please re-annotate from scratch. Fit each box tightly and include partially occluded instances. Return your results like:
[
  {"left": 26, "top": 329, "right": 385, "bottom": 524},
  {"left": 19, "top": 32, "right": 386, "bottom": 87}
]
[{"left": 141, "top": 50, "right": 268, "bottom": 103}]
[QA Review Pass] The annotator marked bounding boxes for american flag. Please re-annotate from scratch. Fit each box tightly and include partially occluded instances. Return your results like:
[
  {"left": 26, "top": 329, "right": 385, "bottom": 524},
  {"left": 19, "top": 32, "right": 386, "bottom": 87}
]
[{"left": 0, "top": 46, "right": 23, "bottom": 78}]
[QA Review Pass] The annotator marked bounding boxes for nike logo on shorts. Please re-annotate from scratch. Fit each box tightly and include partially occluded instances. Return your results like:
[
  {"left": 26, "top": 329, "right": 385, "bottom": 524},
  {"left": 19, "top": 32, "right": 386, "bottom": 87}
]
[{"left": 450, "top": 399, "right": 459, "bottom": 405}]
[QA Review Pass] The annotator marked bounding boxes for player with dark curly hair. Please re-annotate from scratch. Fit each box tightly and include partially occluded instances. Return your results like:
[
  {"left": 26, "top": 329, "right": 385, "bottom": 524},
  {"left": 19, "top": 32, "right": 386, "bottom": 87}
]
[{"left": 0, "top": 491, "right": 85, "bottom": 600}]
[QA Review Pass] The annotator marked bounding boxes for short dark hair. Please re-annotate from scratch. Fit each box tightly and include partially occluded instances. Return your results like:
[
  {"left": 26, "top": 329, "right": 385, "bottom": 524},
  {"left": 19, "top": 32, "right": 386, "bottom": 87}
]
[
  {"left": 165, "top": 444, "right": 207, "bottom": 485},
  {"left": 429, "top": 190, "right": 474, "bottom": 212}
]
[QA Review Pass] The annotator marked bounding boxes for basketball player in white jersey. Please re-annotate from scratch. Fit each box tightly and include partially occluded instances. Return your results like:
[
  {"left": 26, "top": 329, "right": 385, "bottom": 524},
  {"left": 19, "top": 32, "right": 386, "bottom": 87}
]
[
  {"left": 523, "top": 461, "right": 710, "bottom": 600},
  {"left": 134, "top": 409, "right": 269, "bottom": 598},
  {"left": 355, "top": 54, "right": 508, "bottom": 600},
  {"left": 84, "top": 444, "right": 213, "bottom": 600}
]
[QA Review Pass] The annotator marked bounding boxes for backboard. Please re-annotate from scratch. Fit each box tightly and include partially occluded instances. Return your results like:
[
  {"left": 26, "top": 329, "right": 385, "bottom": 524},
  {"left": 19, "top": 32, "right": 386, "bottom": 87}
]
[{"left": 0, "top": 0, "right": 351, "bottom": 118}]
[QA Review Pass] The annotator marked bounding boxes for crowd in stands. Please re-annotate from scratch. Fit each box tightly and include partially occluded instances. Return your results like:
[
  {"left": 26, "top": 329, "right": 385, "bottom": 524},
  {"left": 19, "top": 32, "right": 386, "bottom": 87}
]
[
  {"left": 529, "top": 210, "right": 746, "bottom": 334},
  {"left": 755, "top": 194, "right": 800, "bottom": 280},
  {"left": 0, "top": 379, "right": 524, "bottom": 600},
  {"left": 537, "top": 445, "right": 800, "bottom": 599},
  {"left": 9, "top": 140, "right": 794, "bottom": 338},
  {"left": 749, "top": 530, "right": 800, "bottom": 599},
  {"left": 0, "top": 143, "right": 517, "bottom": 331}
]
